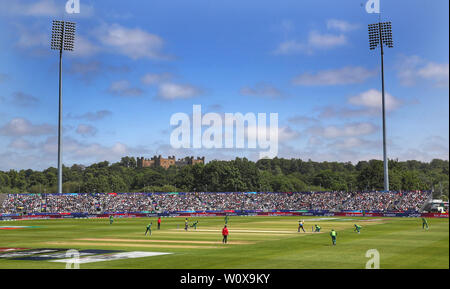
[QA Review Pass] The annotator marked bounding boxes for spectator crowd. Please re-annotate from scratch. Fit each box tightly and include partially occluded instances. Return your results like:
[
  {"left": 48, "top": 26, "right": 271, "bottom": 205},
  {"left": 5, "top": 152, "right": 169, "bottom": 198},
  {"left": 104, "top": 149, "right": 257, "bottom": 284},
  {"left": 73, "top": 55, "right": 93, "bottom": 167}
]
[{"left": 0, "top": 191, "right": 430, "bottom": 214}]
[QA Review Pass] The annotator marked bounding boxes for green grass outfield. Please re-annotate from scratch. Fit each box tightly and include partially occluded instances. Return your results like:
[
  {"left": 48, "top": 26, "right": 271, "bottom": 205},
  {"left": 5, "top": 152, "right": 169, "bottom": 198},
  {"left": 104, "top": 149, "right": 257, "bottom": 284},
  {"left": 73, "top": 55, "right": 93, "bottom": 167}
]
[{"left": 0, "top": 216, "right": 448, "bottom": 269}]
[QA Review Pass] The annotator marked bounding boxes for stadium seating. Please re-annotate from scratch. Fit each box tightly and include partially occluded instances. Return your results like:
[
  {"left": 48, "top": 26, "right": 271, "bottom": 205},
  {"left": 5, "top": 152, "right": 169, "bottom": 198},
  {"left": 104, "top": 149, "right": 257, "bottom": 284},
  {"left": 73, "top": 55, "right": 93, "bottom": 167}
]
[{"left": 0, "top": 191, "right": 431, "bottom": 214}]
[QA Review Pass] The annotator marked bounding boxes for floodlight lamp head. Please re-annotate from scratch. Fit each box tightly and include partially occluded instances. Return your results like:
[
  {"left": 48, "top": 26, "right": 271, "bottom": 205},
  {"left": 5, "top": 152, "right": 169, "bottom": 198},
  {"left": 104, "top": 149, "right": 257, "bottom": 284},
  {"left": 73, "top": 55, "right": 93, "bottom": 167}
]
[
  {"left": 368, "top": 22, "right": 393, "bottom": 50},
  {"left": 51, "top": 20, "right": 76, "bottom": 51}
]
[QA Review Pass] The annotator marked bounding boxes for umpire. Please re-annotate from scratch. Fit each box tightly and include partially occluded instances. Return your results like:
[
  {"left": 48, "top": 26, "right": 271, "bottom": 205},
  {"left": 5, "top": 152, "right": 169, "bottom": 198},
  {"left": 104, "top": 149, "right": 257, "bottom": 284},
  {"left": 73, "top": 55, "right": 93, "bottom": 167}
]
[{"left": 222, "top": 225, "right": 229, "bottom": 244}]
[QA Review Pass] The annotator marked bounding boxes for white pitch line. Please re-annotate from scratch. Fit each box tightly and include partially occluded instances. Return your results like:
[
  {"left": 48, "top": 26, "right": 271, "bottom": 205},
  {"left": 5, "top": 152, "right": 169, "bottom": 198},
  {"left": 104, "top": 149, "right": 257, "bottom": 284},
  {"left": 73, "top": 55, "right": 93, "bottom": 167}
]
[{"left": 172, "top": 229, "right": 314, "bottom": 234}]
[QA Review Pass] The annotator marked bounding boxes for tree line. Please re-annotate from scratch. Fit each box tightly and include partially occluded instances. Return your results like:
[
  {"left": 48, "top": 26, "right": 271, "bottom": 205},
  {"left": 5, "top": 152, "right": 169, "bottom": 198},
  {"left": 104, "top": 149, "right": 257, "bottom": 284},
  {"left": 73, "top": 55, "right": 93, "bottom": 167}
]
[{"left": 0, "top": 157, "right": 448, "bottom": 199}]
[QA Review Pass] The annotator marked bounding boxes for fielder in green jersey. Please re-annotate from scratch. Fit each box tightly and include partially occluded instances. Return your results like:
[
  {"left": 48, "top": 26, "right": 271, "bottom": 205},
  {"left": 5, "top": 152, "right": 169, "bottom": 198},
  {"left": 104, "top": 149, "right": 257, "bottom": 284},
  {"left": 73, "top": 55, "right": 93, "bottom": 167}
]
[
  {"left": 330, "top": 229, "right": 337, "bottom": 245},
  {"left": 354, "top": 224, "right": 362, "bottom": 233},
  {"left": 225, "top": 215, "right": 229, "bottom": 224},
  {"left": 314, "top": 224, "right": 321, "bottom": 232},
  {"left": 422, "top": 218, "right": 429, "bottom": 230},
  {"left": 145, "top": 222, "right": 153, "bottom": 236},
  {"left": 190, "top": 220, "right": 199, "bottom": 230},
  {"left": 109, "top": 215, "right": 114, "bottom": 224}
]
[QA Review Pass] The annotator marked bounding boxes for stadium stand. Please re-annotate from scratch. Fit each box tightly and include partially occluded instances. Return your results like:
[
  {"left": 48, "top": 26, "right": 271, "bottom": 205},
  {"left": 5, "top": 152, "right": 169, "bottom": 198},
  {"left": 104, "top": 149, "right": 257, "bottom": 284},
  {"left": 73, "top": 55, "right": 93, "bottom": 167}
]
[{"left": 0, "top": 191, "right": 431, "bottom": 214}]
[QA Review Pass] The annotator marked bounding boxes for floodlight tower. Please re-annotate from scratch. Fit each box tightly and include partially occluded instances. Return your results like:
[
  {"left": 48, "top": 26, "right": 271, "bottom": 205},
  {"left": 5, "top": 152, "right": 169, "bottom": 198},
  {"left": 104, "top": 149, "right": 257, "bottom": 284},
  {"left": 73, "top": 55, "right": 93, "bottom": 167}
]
[
  {"left": 51, "top": 20, "right": 76, "bottom": 194},
  {"left": 368, "top": 21, "right": 393, "bottom": 192}
]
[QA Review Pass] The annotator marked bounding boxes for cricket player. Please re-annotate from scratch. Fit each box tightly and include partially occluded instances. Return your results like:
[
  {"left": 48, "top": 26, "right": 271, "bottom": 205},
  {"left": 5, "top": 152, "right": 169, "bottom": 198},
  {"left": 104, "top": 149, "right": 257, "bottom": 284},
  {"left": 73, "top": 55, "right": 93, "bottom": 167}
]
[
  {"left": 184, "top": 218, "right": 189, "bottom": 231},
  {"left": 190, "top": 220, "right": 199, "bottom": 230},
  {"left": 422, "top": 217, "right": 429, "bottom": 230},
  {"left": 145, "top": 222, "right": 153, "bottom": 236},
  {"left": 354, "top": 224, "right": 362, "bottom": 234},
  {"left": 298, "top": 220, "right": 305, "bottom": 232},
  {"left": 109, "top": 215, "right": 114, "bottom": 225},
  {"left": 224, "top": 215, "right": 229, "bottom": 225},
  {"left": 330, "top": 229, "right": 337, "bottom": 246},
  {"left": 157, "top": 217, "right": 161, "bottom": 230},
  {"left": 314, "top": 224, "right": 321, "bottom": 232},
  {"left": 222, "top": 225, "right": 229, "bottom": 244}
]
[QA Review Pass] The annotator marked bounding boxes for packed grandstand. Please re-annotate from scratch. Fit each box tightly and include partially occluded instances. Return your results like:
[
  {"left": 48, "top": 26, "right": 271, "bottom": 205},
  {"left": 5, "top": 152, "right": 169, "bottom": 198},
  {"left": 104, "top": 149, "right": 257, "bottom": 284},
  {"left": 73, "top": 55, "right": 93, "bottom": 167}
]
[{"left": 0, "top": 191, "right": 431, "bottom": 214}]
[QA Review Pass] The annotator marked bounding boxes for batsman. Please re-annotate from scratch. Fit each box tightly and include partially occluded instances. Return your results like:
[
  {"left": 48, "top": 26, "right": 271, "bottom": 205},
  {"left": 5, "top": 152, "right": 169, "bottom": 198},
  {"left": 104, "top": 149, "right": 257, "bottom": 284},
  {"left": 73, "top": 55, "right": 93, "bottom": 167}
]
[{"left": 298, "top": 220, "right": 305, "bottom": 233}]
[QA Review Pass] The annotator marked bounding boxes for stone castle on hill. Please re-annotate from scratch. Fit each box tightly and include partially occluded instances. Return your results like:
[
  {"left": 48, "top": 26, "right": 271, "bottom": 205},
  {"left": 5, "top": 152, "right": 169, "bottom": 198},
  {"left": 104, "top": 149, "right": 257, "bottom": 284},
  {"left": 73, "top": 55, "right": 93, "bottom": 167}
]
[{"left": 137, "top": 155, "right": 205, "bottom": 169}]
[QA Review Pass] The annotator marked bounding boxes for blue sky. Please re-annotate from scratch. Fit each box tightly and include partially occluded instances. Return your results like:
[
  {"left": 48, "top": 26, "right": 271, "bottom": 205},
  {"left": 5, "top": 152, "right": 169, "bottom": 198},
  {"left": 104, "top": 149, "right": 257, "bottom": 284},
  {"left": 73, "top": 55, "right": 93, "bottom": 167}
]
[{"left": 0, "top": 0, "right": 448, "bottom": 170}]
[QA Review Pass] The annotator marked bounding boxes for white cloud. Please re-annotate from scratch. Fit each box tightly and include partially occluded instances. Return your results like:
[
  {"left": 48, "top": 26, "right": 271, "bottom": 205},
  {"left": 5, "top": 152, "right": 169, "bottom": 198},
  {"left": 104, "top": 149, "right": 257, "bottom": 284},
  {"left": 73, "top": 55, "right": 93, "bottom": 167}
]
[
  {"left": 274, "top": 31, "right": 347, "bottom": 55},
  {"left": 348, "top": 89, "right": 401, "bottom": 111},
  {"left": 273, "top": 18, "right": 358, "bottom": 56},
  {"left": 24, "top": 0, "right": 60, "bottom": 16},
  {"left": 0, "top": 0, "right": 94, "bottom": 18},
  {"left": 108, "top": 80, "right": 143, "bottom": 97},
  {"left": 397, "top": 55, "right": 449, "bottom": 87},
  {"left": 279, "top": 19, "right": 294, "bottom": 34},
  {"left": 307, "top": 136, "right": 323, "bottom": 146},
  {"left": 142, "top": 74, "right": 202, "bottom": 101},
  {"left": 278, "top": 126, "right": 301, "bottom": 142},
  {"left": 308, "top": 31, "right": 347, "bottom": 48},
  {"left": 0, "top": 0, "right": 60, "bottom": 17},
  {"left": 67, "top": 110, "right": 112, "bottom": 121},
  {"left": 76, "top": 124, "right": 98, "bottom": 137},
  {"left": 288, "top": 115, "right": 319, "bottom": 125},
  {"left": 397, "top": 55, "right": 422, "bottom": 86},
  {"left": 157, "top": 83, "right": 202, "bottom": 100},
  {"left": 12, "top": 23, "right": 97, "bottom": 58},
  {"left": 0, "top": 134, "right": 154, "bottom": 170},
  {"left": 318, "top": 106, "right": 378, "bottom": 119},
  {"left": 10, "top": 20, "right": 167, "bottom": 60},
  {"left": 11, "top": 21, "right": 167, "bottom": 60},
  {"left": 277, "top": 142, "right": 382, "bottom": 164},
  {"left": 240, "top": 83, "right": 283, "bottom": 98},
  {"left": 391, "top": 136, "right": 449, "bottom": 162},
  {"left": 72, "top": 35, "right": 101, "bottom": 57},
  {"left": 326, "top": 19, "right": 359, "bottom": 32},
  {"left": 309, "top": 123, "right": 377, "bottom": 139},
  {"left": 0, "top": 118, "right": 55, "bottom": 137},
  {"left": 41, "top": 136, "right": 141, "bottom": 164},
  {"left": 15, "top": 24, "right": 48, "bottom": 49},
  {"left": 278, "top": 132, "right": 449, "bottom": 164},
  {"left": 10, "top": 92, "right": 40, "bottom": 107},
  {"left": 141, "top": 73, "right": 172, "bottom": 85},
  {"left": 245, "top": 125, "right": 300, "bottom": 143},
  {"left": 274, "top": 40, "right": 308, "bottom": 55},
  {"left": 421, "top": 136, "right": 449, "bottom": 159},
  {"left": 67, "top": 61, "right": 129, "bottom": 84},
  {"left": 317, "top": 88, "right": 404, "bottom": 120},
  {"left": 417, "top": 62, "right": 449, "bottom": 87},
  {"left": 329, "top": 137, "right": 374, "bottom": 149},
  {"left": 97, "top": 24, "right": 168, "bottom": 60},
  {"left": 292, "top": 66, "right": 377, "bottom": 86},
  {"left": 8, "top": 138, "right": 36, "bottom": 150},
  {"left": 0, "top": 151, "right": 51, "bottom": 171}
]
